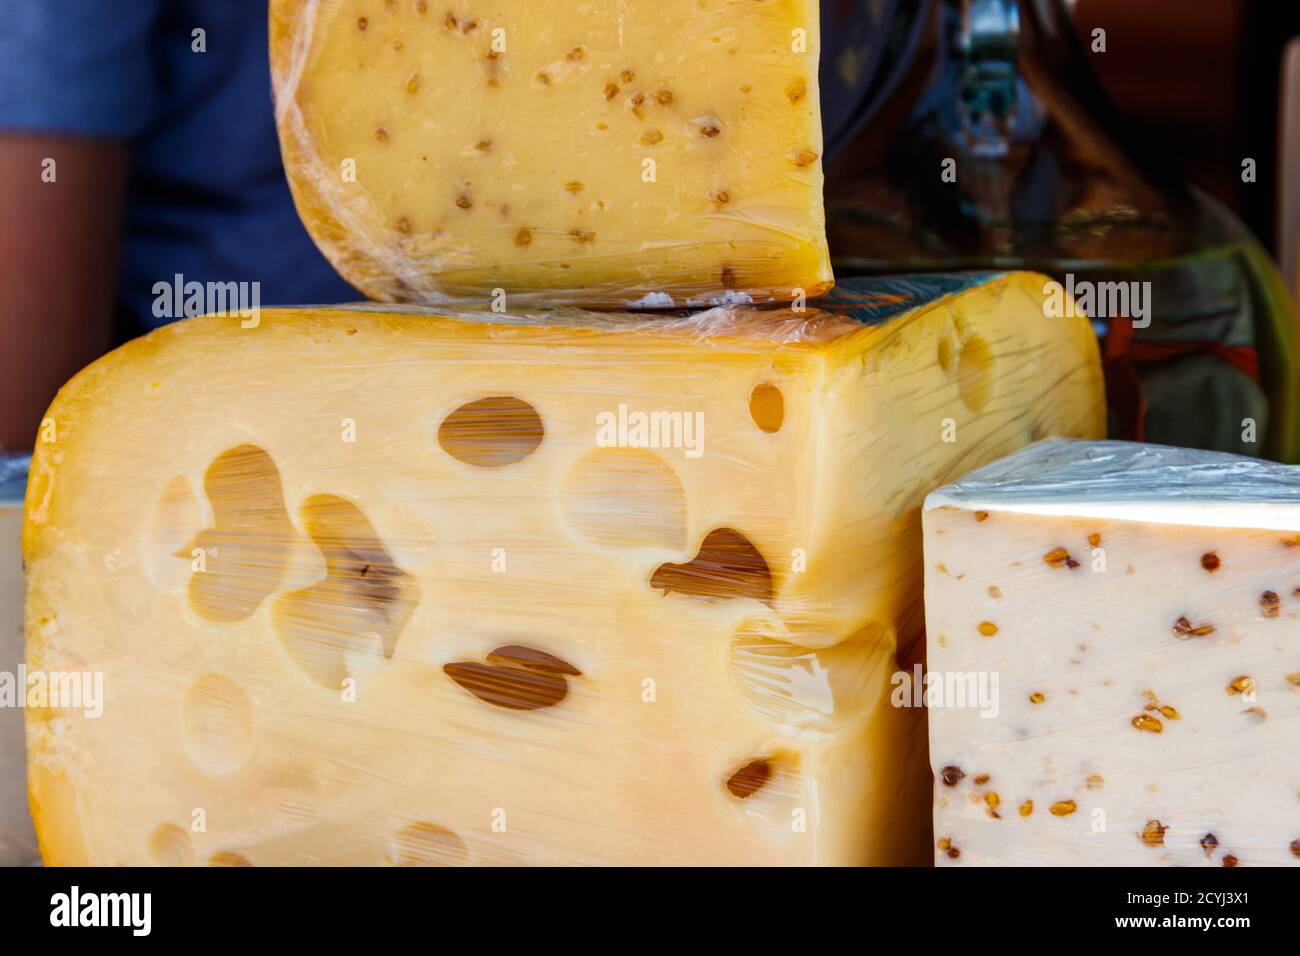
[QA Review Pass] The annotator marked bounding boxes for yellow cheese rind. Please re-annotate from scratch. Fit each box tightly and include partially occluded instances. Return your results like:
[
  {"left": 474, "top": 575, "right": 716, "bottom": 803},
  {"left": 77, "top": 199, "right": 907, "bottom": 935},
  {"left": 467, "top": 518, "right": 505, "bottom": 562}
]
[
  {"left": 25, "top": 274, "right": 1102, "bottom": 865},
  {"left": 270, "top": 0, "right": 833, "bottom": 307}
]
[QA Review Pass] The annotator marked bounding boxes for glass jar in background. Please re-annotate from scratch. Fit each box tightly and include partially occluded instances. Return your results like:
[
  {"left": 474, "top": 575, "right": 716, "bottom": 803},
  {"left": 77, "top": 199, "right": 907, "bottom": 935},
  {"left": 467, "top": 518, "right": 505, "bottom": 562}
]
[{"left": 824, "top": 0, "right": 1300, "bottom": 462}]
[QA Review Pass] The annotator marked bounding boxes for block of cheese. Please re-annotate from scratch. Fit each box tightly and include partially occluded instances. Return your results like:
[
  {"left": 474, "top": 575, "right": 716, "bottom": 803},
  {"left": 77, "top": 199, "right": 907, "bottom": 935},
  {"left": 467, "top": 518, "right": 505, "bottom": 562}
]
[
  {"left": 924, "top": 439, "right": 1300, "bottom": 867},
  {"left": 0, "top": 455, "right": 37, "bottom": 865},
  {"left": 270, "top": 0, "right": 832, "bottom": 307},
  {"left": 25, "top": 273, "right": 1102, "bottom": 866}
]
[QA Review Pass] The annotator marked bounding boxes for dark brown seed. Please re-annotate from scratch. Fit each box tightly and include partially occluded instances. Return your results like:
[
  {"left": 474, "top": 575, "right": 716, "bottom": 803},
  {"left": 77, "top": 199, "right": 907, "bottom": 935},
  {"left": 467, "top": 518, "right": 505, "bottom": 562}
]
[
  {"left": 720, "top": 266, "right": 737, "bottom": 288},
  {"left": 940, "top": 766, "right": 965, "bottom": 787},
  {"left": 1222, "top": 854, "right": 1238, "bottom": 868},
  {"left": 1173, "top": 616, "right": 1215, "bottom": 638},
  {"left": 1290, "top": 839, "right": 1300, "bottom": 859},
  {"left": 1201, "top": 833, "right": 1218, "bottom": 856},
  {"left": 1141, "top": 820, "right": 1167, "bottom": 847},
  {"left": 357, "top": 16, "right": 368, "bottom": 30},
  {"left": 725, "top": 758, "right": 771, "bottom": 798},
  {"left": 1260, "top": 591, "right": 1280, "bottom": 618},
  {"left": 455, "top": 193, "right": 472, "bottom": 209},
  {"left": 1201, "top": 552, "right": 1220, "bottom": 572}
]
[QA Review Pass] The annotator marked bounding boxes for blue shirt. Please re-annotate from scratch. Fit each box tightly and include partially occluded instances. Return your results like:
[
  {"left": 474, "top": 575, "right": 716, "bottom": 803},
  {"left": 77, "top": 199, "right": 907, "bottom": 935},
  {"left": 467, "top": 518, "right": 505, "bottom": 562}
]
[{"left": 0, "top": 0, "right": 356, "bottom": 335}]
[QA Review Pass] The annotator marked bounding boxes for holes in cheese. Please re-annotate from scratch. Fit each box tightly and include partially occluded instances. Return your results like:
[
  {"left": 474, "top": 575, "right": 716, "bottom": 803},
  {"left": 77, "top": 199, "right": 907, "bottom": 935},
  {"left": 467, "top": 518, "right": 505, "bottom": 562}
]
[
  {"left": 22, "top": 275, "right": 1107, "bottom": 866},
  {"left": 181, "top": 673, "right": 256, "bottom": 775},
  {"left": 956, "top": 334, "right": 994, "bottom": 412},
  {"left": 188, "top": 446, "right": 295, "bottom": 623},
  {"left": 725, "top": 757, "right": 772, "bottom": 799},
  {"left": 444, "top": 644, "right": 582, "bottom": 711},
  {"left": 651, "top": 528, "right": 773, "bottom": 604},
  {"left": 729, "top": 615, "right": 880, "bottom": 733},
  {"left": 389, "top": 822, "right": 469, "bottom": 867},
  {"left": 748, "top": 383, "right": 784, "bottom": 433},
  {"left": 271, "top": 495, "right": 419, "bottom": 687},
  {"left": 561, "top": 449, "right": 686, "bottom": 549},
  {"left": 437, "top": 396, "right": 544, "bottom": 467},
  {"left": 147, "top": 824, "right": 193, "bottom": 866}
]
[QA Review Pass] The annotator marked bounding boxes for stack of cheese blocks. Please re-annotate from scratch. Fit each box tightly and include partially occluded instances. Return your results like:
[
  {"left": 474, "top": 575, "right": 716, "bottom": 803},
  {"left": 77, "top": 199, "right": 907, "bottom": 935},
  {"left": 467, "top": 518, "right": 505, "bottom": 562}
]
[{"left": 23, "top": 0, "right": 1289, "bottom": 868}]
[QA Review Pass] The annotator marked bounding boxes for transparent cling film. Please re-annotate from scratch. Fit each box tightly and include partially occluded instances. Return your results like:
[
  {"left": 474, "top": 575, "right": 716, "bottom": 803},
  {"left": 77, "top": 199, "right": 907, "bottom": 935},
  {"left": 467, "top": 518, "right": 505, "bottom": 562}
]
[
  {"left": 924, "top": 439, "right": 1300, "bottom": 866},
  {"left": 269, "top": 0, "right": 834, "bottom": 308},
  {"left": 23, "top": 273, "right": 1104, "bottom": 866}
]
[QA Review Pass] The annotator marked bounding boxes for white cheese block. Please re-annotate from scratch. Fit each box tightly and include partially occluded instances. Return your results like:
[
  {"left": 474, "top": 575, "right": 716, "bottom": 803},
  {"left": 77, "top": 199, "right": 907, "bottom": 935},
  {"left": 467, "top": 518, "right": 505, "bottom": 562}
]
[{"left": 924, "top": 439, "right": 1300, "bottom": 866}]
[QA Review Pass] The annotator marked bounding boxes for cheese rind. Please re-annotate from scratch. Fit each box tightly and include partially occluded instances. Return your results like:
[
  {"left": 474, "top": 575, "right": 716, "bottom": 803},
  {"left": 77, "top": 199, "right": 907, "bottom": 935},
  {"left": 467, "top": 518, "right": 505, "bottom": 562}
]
[
  {"left": 26, "top": 274, "right": 1102, "bottom": 866},
  {"left": 924, "top": 439, "right": 1300, "bottom": 866},
  {"left": 270, "top": 0, "right": 832, "bottom": 307}
]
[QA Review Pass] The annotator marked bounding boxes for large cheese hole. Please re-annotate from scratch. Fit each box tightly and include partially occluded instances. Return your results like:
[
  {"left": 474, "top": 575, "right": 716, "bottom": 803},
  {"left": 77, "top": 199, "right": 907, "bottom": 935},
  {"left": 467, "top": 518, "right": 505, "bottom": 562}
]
[
  {"left": 148, "top": 824, "right": 193, "bottom": 866},
  {"left": 272, "top": 495, "right": 420, "bottom": 687},
  {"left": 729, "top": 615, "right": 882, "bottom": 733},
  {"left": 188, "top": 445, "right": 295, "bottom": 623},
  {"left": 181, "top": 674, "right": 256, "bottom": 775},
  {"left": 957, "top": 334, "right": 994, "bottom": 412},
  {"left": 749, "top": 383, "right": 784, "bottom": 432},
  {"left": 389, "top": 822, "right": 469, "bottom": 866},
  {"left": 561, "top": 449, "right": 686, "bottom": 550},
  {"left": 650, "top": 528, "right": 773, "bottom": 603},
  {"left": 438, "top": 396, "right": 544, "bottom": 467}
]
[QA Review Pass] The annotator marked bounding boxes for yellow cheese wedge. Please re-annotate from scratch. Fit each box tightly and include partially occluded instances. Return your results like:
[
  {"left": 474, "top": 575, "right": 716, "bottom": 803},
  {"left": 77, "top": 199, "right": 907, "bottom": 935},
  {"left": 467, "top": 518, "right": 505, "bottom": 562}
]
[
  {"left": 270, "top": 0, "right": 832, "bottom": 306},
  {"left": 25, "top": 273, "right": 1103, "bottom": 866}
]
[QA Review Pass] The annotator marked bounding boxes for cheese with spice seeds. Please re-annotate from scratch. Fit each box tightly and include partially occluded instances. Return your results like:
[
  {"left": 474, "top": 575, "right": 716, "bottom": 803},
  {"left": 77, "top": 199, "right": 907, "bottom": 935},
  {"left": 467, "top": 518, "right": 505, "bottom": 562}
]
[
  {"left": 270, "top": 0, "right": 832, "bottom": 307},
  {"left": 924, "top": 439, "right": 1300, "bottom": 866}
]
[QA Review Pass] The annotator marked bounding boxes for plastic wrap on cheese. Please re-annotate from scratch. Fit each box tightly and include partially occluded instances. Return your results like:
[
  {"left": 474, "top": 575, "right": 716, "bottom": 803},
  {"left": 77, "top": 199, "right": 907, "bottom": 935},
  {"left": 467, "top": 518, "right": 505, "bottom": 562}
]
[
  {"left": 924, "top": 439, "right": 1300, "bottom": 867},
  {"left": 24, "top": 273, "right": 1103, "bottom": 866},
  {"left": 269, "top": 0, "right": 832, "bottom": 307},
  {"left": 0, "top": 453, "right": 36, "bottom": 865}
]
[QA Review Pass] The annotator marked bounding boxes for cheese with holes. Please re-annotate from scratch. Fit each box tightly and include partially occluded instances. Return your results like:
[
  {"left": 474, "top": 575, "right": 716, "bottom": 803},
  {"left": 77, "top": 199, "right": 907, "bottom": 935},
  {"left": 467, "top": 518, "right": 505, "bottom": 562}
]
[
  {"left": 25, "top": 273, "right": 1102, "bottom": 866},
  {"left": 270, "top": 0, "right": 832, "bottom": 306},
  {"left": 1, "top": 455, "right": 37, "bottom": 865},
  {"left": 924, "top": 440, "right": 1300, "bottom": 867}
]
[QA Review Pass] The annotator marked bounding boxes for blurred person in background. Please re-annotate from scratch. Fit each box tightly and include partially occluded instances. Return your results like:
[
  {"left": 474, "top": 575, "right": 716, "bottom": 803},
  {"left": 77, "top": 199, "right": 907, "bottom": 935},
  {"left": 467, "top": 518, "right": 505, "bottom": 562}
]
[{"left": 0, "top": 1, "right": 354, "bottom": 451}]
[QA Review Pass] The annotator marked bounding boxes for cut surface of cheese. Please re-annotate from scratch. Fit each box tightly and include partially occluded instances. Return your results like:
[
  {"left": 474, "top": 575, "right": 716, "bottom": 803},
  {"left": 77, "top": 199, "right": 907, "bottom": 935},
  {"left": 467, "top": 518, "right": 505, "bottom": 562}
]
[
  {"left": 924, "top": 439, "right": 1300, "bottom": 867},
  {"left": 270, "top": 0, "right": 832, "bottom": 307},
  {"left": 25, "top": 273, "right": 1102, "bottom": 866},
  {"left": 0, "top": 455, "right": 37, "bottom": 865}
]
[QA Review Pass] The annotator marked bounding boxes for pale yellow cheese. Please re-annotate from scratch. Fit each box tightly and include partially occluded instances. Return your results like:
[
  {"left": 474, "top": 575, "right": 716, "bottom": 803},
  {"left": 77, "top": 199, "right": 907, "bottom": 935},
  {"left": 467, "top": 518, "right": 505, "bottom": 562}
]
[
  {"left": 25, "top": 273, "right": 1102, "bottom": 865},
  {"left": 270, "top": 0, "right": 832, "bottom": 306}
]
